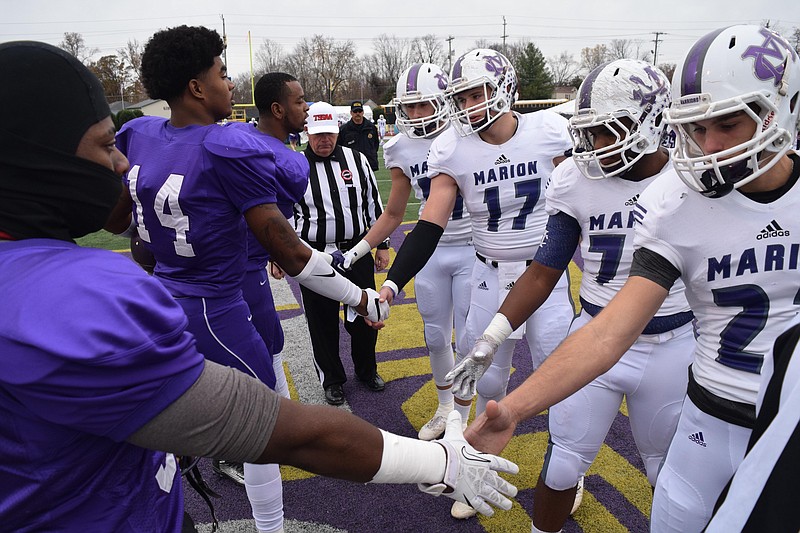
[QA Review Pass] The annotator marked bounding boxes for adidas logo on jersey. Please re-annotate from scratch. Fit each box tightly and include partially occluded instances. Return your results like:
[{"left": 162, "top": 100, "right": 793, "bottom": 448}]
[
  {"left": 505, "top": 281, "right": 515, "bottom": 291},
  {"left": 494, "top": 154, "right": 511, "bottom": 165},
  {"left": 477, "top": 281, "right": 489, "bottom": 291},
  {"left": 756, "top": 219, "right": 790, "bottom": 240},
  {"left": 625, "top": 194, "right": 640, "bottom": 206},
  {"left": 688, "top": 431, "right": 707, "bottom": 447}
]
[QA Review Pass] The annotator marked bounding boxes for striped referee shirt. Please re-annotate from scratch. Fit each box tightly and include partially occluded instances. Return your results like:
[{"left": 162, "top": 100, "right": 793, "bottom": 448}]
[{"left": 294, "top": 145, "right": 383, "bottom": 245}]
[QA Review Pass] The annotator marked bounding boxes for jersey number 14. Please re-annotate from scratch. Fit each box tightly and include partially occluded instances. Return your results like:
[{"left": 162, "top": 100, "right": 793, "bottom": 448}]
[{"left": 127, "top": 165, "right": 195, "bottom": 258}]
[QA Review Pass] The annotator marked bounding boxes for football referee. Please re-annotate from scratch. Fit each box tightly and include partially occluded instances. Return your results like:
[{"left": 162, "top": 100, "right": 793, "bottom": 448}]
[{"left": 295, "top": 101, "right": 390, "bottom": 406}]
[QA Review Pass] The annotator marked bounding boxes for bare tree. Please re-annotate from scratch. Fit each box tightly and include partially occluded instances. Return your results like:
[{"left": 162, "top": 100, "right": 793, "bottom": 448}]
[
  {"left": 372, "top": 34, "right": 415, "bottom": 84},
  {"left": 89, "top": 55, "right": 132, "bottom": 104},
  {"left": 410, "top": 34, "right": 447, "bottom": 66},
  {"left": 118, "top": 39, "right": 145, "bottom": 102},
  {"left": 608, "top": 39, "right": 650, "bottom": 61},
  {"left": 287, "top": 35, "right": 359, "bottom": 104},
  {"left": 254, "top": 39, "right": 286, "bottom": 76},
  {"left": 658, "top": 63, "right": 677, "bottom": 83},
  {"left": 58, "top": 32, "right": 98, "bottom": 65},
  {"left": 548, "top": 51, "right": 580, "bottom": 87},
  {"left": 472, "top": 38, "right": 493, "bottom": 51},
  {"left": 232, "top": 72, "right": 256, "bottom": 107},
  {"left": 581, "top": 44, "right": 609, "bottom": 72}
]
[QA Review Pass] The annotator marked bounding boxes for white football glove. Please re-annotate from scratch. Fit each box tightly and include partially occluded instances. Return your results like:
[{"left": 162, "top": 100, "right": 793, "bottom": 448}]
[
  {"left": 445, "top": 334, "right": 501, "bottom": 400},
  {"left": 348, "top": 287, "right": 389, "bottom": 323},
  {"left": 418, "top": 411, "right": 518, "bottom": 516}
]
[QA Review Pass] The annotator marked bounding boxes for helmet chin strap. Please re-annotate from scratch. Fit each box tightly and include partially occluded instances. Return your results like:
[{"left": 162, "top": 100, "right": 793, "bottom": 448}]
[{"left": 700, "top": 159, "right": 751, "bottom": 198}]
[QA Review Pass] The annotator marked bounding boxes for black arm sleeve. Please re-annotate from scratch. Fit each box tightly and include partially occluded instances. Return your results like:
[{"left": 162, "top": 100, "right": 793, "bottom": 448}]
[
  {"left": 629, "top": 247, "right": 681, "bottom": 291},
  {"left": 386, "top": 219, "right": 445, "bottom": 292}
]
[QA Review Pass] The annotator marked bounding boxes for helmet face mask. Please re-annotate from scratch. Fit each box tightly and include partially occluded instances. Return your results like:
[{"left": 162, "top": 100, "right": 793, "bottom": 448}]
[
  {"left": 570, "top": 59, "right": 671, "bottom": 179},
  {"left": 393, "top": 63, "right": 450, "bottom": 139},
  {"left": 667, "top": 25, "right": 800, "bottom": 198},
  {"left": 447, "top": 48, "right": 517, "bottom": 137}
]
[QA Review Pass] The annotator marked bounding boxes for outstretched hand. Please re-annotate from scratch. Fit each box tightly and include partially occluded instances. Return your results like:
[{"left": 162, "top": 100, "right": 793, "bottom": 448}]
[
  {"left": 444, "top": 335, "right": 500, "bottom": 400},
  {"left": 464, "top": 400, "right": 518, "bottom": 456},
  {"left": 418, "top": 411, "right": 518, "bottom": 516}
]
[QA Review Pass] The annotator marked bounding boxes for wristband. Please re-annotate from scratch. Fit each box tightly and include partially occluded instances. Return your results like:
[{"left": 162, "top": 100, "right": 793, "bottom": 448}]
[
  {"left": 369, "top": 430, "right": 446, "bottom": 484},
  {"left": 348, "top": 239, "right": 372, "bottom": 262},
  {"left": 484, "top": 313, "right": 514, "bottom": 344},
  {"left": 376, "top": 237, "right": 390, "bottom": 250},
  {"left": 381, "top": 280, "right": 399, "bottom": 298}
]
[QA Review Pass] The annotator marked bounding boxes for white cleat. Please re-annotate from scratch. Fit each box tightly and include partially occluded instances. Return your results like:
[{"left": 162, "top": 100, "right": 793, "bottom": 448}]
[
  {"left": 451, "top": 500, "right": 478, "bottom": 519},
  {"left": 418, "top": 404, "right": 454, "bottom": 441},
  {"left": 570, "top": 476, "right": 584, "bottom": 515}
]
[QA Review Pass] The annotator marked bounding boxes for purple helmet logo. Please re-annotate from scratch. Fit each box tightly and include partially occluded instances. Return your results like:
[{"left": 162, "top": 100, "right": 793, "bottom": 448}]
[
  {"left": 630, "top": 65, "right": 668, "bottom": 107},
  {"left": 741, "top": 28, "right": 794, "bottom": 87},
  {"left": 484, "top": 53, "right": 507, "bottom": 77},
  {"left": 434, "top": 72, "right": 448, "bottom": 90}
]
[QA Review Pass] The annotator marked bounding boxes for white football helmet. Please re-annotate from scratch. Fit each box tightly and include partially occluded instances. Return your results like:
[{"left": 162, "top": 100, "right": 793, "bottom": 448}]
[
  {"left": 447, "top": 48, "right": 517, "bottom": 136},
  {"left": 393, "top": 63, "right": 450, "bottom": 139},
  {"left": 570, "top": 59, "right": 672, "bottom": 179},
  {"left": 667, "top": 24, "right": 800, "bottom": 198}
]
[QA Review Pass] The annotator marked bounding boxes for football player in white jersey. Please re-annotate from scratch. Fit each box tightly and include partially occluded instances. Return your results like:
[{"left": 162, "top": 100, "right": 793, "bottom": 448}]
[
  {"left": 447, "top": 59, "right": 696, "bottom": 532},
  {"left": 334, "top": 63, "right": 475, "bottom": 441},
  {"left": 461, "top": 25, "right": 800, "bottom": 532},
  {"left": 377, "top": 48, "right": 576, "bottom": 519}
]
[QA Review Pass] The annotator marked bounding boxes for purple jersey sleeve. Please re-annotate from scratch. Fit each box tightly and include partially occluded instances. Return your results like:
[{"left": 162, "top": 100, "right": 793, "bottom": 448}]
[
  {"left": 0, "top": 240, "right": 203, "bottom": 530},
  {"left": 117, "top": 118, "right": 281, "bottom": 297},
  {"left": 1, "top": 241, "right": 204, "bottom": 439},
  {"left": 226, "top": 123, "right": 310, "bottom": 267}
]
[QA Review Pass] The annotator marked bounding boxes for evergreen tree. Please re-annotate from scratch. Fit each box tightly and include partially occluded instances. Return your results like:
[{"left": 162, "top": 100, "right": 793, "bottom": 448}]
[{"left": 515, "top": 43, "right": 553, "bottom": 100}]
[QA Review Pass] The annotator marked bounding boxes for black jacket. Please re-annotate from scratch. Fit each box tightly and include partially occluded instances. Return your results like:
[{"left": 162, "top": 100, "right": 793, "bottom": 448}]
[{"left": 337, "top": 119, "right": 380, "bottom": 170}]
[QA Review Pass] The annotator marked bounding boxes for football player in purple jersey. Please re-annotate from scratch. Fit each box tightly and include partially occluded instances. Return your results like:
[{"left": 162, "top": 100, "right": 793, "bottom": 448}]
[
  {"left": 224, "top": 72, "right": 310, "bottom": 531},
  {"left": 0, "top": 40, "right": 518, "bottom": 533},
  {"left": 112, "top": 26, "right": 392, "bottom": 531},
  {"left": 114, "top": 25, "right": 392, "bottom": 527}
]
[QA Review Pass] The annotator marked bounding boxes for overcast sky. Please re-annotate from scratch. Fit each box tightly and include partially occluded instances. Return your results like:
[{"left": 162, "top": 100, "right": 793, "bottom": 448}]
[{"left": 3, "top": 0, "right": 798, "bottom": 78}]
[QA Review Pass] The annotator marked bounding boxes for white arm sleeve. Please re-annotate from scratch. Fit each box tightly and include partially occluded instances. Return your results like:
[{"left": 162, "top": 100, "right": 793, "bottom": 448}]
[
  {"left": 369, "top": 429, "right": 446, "bottom": 484},
  {"left": 291, "top": 248, "right": 363, "bottom": 307}
]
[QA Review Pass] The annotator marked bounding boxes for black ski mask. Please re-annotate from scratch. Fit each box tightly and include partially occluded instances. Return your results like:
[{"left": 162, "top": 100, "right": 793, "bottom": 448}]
[{"left": 0, "top": 41, "right": 122, "bottom": 241}]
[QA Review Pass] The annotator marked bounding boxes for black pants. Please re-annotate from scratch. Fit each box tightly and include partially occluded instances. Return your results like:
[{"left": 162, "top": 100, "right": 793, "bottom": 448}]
[{"left": 299, "top": 252, "right": 378, "bottom": 389}]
